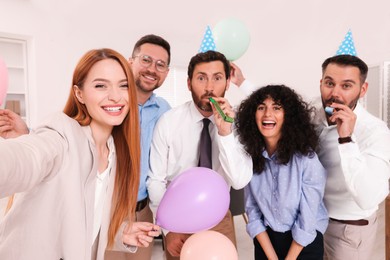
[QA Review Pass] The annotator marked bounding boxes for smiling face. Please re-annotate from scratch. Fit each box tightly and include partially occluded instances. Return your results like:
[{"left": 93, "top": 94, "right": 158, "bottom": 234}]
[
  {"left": 74, "top": 58, "right": 129, "bottom": 133},
  {"left": 187, "top": 61, "right": 229, "bottom": 117},
  {"left": 255, "top": 97, "right": 284, "bottom": 150},
  {"left": 130, "top": 43, "right": 169, "bottom": 96},
  {"left": 320, "top": 63, "right": 368, "bottom": 112}
]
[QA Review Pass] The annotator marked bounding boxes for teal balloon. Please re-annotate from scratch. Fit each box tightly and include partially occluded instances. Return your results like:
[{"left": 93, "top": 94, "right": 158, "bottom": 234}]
[{"left": 213, "top": 18, "right": 250, "bottom": 61}]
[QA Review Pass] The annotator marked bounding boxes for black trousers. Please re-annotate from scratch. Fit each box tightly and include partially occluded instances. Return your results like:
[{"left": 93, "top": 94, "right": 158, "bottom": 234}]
[{"left": 254, "top": 228, "right": 324, "bottom": 260}]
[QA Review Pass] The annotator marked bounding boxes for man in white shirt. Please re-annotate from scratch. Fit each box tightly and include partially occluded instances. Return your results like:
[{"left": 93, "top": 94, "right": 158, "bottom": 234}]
[
  {"left": 146, "top": 50, "right": 253, "bottom": 260},
  {"left": 312, "top": 54, "right": 390, "bottom": 259}
]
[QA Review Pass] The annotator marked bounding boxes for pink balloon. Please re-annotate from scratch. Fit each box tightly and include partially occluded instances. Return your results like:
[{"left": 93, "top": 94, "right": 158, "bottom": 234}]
[
  {"left": 156, "top": 167, "right": 230, "bottom": 233},
  {"left": 0, "top": 57, "right": 8, "bottom": 107},
  {"left": 180, "top": 230, "right": 238, "bottom": 260}
]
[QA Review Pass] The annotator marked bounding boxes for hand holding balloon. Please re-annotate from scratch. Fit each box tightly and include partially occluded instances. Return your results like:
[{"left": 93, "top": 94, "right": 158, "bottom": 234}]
[{"left": 122, "top": 222, "right": 160, "bottom": 248}]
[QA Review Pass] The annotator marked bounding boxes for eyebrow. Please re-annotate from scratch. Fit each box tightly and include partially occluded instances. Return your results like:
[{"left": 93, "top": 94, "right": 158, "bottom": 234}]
[
  {"left": 258, "top": 101, "right": 281, "bottom": 106},
  {"left": 140, "top": 54, "right": 167, "bottom": 63},
  {"left": 323, "top": 76, "right": 356, "bottom": 84},
  {"left": 92, "top": 78, "right": 128, "bottom": 83},
  {"left": 92, "top": 78, "right": 110, "bottom": 82}
]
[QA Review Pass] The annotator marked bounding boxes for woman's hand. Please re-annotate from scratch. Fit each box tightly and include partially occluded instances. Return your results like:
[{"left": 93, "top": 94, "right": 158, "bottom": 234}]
[{"left": 122, "top": 222, "right": 160, "bottom": 247}]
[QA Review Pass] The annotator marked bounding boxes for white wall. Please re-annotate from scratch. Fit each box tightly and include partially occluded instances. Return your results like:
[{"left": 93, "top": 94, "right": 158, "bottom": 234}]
[{"left": 1, "top": 0, "right": 390, "bottom": 126}]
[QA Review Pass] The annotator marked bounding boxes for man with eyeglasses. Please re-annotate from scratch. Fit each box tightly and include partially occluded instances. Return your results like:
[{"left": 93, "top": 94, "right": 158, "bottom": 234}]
[
  {"left": 0, "top": 34, "right": 172, "bottom": 260},
  {"left": 106, "top": 34, "right": 172, "bottom": 260}
]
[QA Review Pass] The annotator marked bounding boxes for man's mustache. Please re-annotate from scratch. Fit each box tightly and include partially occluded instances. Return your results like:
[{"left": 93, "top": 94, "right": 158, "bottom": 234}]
[
  {"left": 326, "top": 97, "right": 344, "bottom": 105},
  {"left": 201, "top": 92, "right": 216, "bottom": 99}
]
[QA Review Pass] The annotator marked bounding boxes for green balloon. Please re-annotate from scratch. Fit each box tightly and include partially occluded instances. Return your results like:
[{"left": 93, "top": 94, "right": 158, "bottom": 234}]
[{"left": 213, "top": 18, "right": 251, "bottom": 61}]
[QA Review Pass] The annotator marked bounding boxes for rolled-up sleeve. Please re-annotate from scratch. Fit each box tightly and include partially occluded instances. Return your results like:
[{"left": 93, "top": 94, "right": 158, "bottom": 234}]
[
  {"left": 292, "top": 156, "right": 327, "bottom": 246},
  {"left": 245, "top": 184, "right": 267, "bottom": 238}
]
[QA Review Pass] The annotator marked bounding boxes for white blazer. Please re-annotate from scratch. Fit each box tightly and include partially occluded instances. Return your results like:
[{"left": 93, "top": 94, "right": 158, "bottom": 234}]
[{"left": 0, "top": 113, "right": 130, "bottom": 260}]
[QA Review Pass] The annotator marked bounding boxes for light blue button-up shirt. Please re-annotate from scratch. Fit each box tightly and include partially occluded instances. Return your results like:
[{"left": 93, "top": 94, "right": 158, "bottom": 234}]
[
  {"left": 245, "top": 150, "right": 328, "bottom": 247},
  {"left": 138, "top": 93, "right": 171, "bottom": 201}
]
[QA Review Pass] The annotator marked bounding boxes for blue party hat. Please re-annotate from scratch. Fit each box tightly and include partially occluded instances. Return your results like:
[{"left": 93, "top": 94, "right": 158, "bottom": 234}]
[
  {"left": 199, "top": 26, "right": 216, "bottom": 53},
  {"left": 336, "top": 29, "right": 357, "bottom": 56}
]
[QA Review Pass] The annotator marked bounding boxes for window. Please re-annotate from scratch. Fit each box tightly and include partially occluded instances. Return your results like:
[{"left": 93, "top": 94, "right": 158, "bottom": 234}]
[{"left": 154, "top": 66, "right": 192, "bottom": 107}]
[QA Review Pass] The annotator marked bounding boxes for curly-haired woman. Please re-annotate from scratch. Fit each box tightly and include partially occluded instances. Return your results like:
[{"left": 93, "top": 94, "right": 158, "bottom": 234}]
[{"left": 236, "top": 85, "right": 328, "bottom": 260}]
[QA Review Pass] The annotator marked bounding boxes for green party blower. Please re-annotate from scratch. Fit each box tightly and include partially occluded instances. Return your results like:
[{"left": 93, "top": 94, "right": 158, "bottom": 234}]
[{"left": 209, "top": 97, "right": 234, "bottom": 123}]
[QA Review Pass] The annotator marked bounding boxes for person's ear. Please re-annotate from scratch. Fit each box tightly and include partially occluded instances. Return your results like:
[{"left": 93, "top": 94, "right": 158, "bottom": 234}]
[
  {"left": 187, "top": 78, "right": 191, "bottom": 91},
  {"left": 226, "top": 78, "right": 230, "bottom": 91},
  {"left": 73, "top": 85, "right": 84, "bottom": 104},
  {"left": 359, "top": 82, "right": 368, "bottom": 98},
  {"left": 128, "top": 57, "right": 134, "bottom": 66}
]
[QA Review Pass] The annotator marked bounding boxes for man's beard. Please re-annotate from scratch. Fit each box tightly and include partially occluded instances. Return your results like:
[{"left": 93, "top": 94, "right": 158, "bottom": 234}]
[
  {"left": 322, "top": 93, "right": 360, "bottom": 112},
  {"left": 322, "top": 93, "right": 361, "bottom": 125},
  {"left": 135, "top": 77, "right": 161, "bottom": 94},
  {"left": 192, "top": 91, "right": 219, "bottom": 112}
]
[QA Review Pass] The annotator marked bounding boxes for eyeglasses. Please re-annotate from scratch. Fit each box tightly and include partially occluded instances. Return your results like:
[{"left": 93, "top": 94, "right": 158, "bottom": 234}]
[{"left": 133, "top": 54, "right": 169, "bottom": 72}]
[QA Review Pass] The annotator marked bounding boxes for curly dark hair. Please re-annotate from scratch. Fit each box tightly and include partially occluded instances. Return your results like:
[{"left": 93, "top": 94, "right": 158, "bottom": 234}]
[{"left": 235, "top": 85, "right": 319, "bottom": 173}]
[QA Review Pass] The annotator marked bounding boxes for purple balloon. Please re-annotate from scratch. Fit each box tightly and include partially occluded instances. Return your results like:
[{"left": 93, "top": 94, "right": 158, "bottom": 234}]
[{"left": 156, "top": 167, "right": 230, "bottom": 233}]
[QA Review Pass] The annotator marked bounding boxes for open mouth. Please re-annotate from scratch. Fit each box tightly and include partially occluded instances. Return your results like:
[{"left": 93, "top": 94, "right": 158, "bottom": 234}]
[{"left": 262, "top": 120, "right": 276, "bottom": 128}]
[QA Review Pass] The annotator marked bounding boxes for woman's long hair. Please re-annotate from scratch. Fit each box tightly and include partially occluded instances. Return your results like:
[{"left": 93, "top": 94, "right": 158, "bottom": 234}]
[
  {"left": 235, "top": 85, "right": 319, "bottom": 173},
  {"left": 63, "top": 48, "right": 140, "bottom": 247}
]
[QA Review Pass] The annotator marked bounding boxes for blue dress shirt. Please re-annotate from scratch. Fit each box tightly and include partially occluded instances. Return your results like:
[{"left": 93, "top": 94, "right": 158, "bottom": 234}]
[
  {"left": 245, "top": 150, "right": 328, "bottom": 247},
  {"left": 138, "top": 93, "right": 171, "bottom": 201}
]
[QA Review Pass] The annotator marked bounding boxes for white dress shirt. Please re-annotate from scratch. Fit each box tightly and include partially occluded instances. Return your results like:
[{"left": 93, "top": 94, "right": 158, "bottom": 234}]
[
  {"left": 313, "top": 100, "right": 390, "bottom": 220},
  {"left": 146, "top": 100, "right": 253, "bottom": 210},
  {"left": 92, "top": 136, "right": 114, "bottom": 244}
]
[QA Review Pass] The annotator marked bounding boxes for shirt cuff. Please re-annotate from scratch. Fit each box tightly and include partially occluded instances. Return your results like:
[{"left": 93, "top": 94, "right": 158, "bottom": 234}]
[
  {"left": 123, "top": 243, "right": 138, "bottom": 253},
  {"left": 338, "top": 134, "right": 360, "bottom": 156},
  {"left": 246, "top": 218, "right": 266, "bottom": 239},
  {"left": 291, "top": 223, "right": 316, "bottom": 247},
  {"left": 162, "top": 227, "right": 170, "bottom": 236}
]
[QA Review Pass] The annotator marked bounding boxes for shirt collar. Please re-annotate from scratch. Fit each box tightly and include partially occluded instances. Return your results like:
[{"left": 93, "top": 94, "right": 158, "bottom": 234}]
[
  {"left": 261, "top": 149, "right": 278, "bottom": 160},
  {"left": 96, "top": 136, "right": 115, "bottom": 179},
  {"left": 189, "top": 100, "right": 215, "bottom": 124},
  {"left": 139, "top": 93, "right": 159, "bottom": 108}
]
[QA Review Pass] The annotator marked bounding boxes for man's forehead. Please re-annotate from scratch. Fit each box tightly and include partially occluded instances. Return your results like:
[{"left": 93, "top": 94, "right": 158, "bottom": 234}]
[
  {"left": 138, "top": 44, "right": 168, "bottom": 59},
  {"left": 323, "top": 65, "right": 360, "bottom": 79},
  {"left": 194, "top": 62, "right": 225, "bottom": 76}
]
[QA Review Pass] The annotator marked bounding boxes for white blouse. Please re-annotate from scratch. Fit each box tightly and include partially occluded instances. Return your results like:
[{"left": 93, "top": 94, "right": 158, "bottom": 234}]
[{"left": 92, "top": 137, "right": 115, "bottom": 244}]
